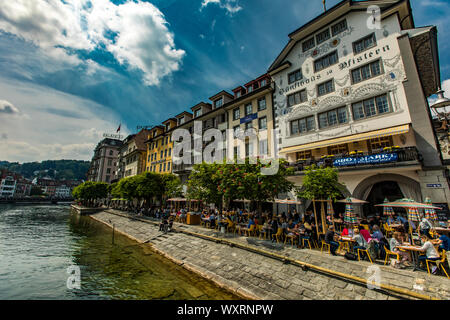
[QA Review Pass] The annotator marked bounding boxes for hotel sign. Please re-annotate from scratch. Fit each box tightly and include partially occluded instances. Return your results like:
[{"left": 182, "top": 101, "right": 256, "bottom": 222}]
[
  {"left": 103, "top": 133, "right": 123, "bottom": 139},
  {"left": 240, "top": 113, "right": 258, "bottom": 124},
  {"left": 333, "top": 153, "right": 398, "bottom": 167}
]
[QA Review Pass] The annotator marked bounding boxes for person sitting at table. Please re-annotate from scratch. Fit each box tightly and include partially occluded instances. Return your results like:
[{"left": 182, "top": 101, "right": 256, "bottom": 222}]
[
  {"left": 280, "top": 218, "right": 289, "bottom": 235},
  {"left": 389, "top": 231, "right": 412, "bottom": 267},
  {"left": 418, "top": 217, "right": 433, "bottom": 239},
  {"left": 209, "top": 212, "right": 216, "bottom": 228},
  {"left": 435, "top": 230, "right": 450, "bottom": 252},
  {"left": 270, "top": 218, "right": 279, "bottom": 242},
  {"left": 352, "top": 228, "right": 368, "bottom": 250},
  {"left": 418, "top": 234, "right": 440, "bottom": 269},
  {"left": 247, "top": 215, "right": 256, "bottom": 229},
  {"left": 325, "top": 226, "right": 340, "bottom": 256},
  {"left": 371, "top": 225, "right": 384, "bottom": 241},
  {"left": 359, "top": 225, "right": 371, "bottom": 243},
  {"left": 386, "top": 214, "right": 396, "bottom": 226}
]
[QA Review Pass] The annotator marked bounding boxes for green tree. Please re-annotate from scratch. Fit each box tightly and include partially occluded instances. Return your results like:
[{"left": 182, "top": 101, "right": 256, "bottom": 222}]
[
  {"left": 72, "top": 181, "right": 108, "bottom": 207},
  {"left": 187, "top": 162, "right": 224, "bottom": 208},
  {"left": 297, "top": 165, "right": 342, "bottom": 200}
]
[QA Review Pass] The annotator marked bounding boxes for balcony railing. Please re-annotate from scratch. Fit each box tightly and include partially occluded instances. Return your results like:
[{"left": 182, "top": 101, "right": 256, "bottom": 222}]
[{"left": 287, "top": 146, "right": 422, "bottom": 173}]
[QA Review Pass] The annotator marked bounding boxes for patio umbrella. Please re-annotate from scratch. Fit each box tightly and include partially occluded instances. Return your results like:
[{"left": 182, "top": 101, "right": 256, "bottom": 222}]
[
  {"left": 424, "top": 197, "right": 438, "bottom": 222},
  {"left": 336, "top": 197, "right": 369, "bottom": 204},
  {"left": 326, "top": 198, "right": 335, "bottom": 229},
  {"left": 374, "top": 198, "right": 441, "bottom": 210},
  {"left": 343, "top": 198, "right": 359, "bottom": 226},
  {"left": 382, "top": 198, "right": 395, "bottom": 217},
  {"left": 274, "top": 199, "right": 302, "bottom": 204}
]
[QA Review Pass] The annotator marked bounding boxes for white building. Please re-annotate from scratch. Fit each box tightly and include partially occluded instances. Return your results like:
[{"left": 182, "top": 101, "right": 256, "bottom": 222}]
[
  {"left": 268, "top": 0, "right": 450, "bottom": 215},
  {"left": 0, "top": 175, "right": 16, "bottom": 198}
]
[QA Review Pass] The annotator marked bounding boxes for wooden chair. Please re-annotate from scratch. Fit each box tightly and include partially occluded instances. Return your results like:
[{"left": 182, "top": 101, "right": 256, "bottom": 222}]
[
  {"left": 321, "top": 241, "right": 331, "bottom": 254},
  {"left": 226, "top": 220, "right": 235, "bottom": 233},
  {"left": 244, "top": 224, "right": 256, "bottom": 237},
  {"left": 357, "top": 248, "right": 373, "bottom": 263},
  {"left": 284, "top": 233, "right": 297, "bottom": 246},
  {"left": 338, "top": 241, "right": 350, "bottom": 254},
  {"left": 272, "top": 228, "right": 283, "bottom": 243},
  {"left": 360, "top": 224, "right": 370, "bottom": 231},
  {"left": 426, "top": 250, "right": 449, "bottom": 278},
  {"left": 302, "top": 237, "right": 312, "bottom": 250},
  {"left": 384, "top": 245, "right": 400, "bottom": 265}
]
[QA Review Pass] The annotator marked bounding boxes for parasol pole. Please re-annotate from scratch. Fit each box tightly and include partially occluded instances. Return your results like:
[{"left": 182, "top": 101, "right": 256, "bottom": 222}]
[
  {"left": 313, "top": 199, "right": 320, "bottom": 243},
  {"left": 321, "top": 201, "right": 327, "bottom": 234}
]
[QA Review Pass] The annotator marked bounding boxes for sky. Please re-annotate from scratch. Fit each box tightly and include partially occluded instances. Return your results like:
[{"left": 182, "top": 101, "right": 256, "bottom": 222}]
[{"left": 0, "top": 0, "right": 449, "bottom": 163}]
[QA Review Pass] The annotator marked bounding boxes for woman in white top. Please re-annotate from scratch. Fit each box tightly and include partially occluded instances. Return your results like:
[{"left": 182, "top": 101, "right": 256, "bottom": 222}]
[
  {"left": 418, "top": 234, "right": 440, "bottom": 267},
  {"left": 389, "top": 231, "right": 411, "bottom": 266}
]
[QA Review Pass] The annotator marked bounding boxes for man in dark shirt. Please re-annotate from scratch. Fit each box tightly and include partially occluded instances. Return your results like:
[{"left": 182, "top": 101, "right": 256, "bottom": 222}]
[{"left": 325, "top": 226, "right": 340, "bottom": 256}]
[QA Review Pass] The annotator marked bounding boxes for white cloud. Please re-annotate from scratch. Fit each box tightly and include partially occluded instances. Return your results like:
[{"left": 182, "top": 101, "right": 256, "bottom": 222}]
[
  {"left": 0, "top": 77, "right": 128, "bottom": 162},
  {"left": 0, "top": 100, "right": 20, "bottom": 115},
  {"left": 0, "top": 0, "right": 185, "bottom": 86},
  {"left": 201, "top": 0, "right": 242, "bottom": 15}
]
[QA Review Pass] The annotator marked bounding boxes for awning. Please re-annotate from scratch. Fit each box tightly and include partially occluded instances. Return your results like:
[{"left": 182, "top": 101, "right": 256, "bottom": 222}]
[{"left": 280, "top": 124, "right": 410, "bottom": 154}]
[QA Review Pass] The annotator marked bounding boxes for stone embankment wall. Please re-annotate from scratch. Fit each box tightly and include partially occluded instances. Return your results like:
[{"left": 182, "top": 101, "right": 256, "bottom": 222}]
[{"left": 89, "top": 209, "right": 450, "bottom": 300}]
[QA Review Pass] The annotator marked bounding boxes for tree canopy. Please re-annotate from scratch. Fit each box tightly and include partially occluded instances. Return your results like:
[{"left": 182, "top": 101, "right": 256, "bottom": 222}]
[{"left": 296, "top": 165, "right": 342, "bottom": 200}]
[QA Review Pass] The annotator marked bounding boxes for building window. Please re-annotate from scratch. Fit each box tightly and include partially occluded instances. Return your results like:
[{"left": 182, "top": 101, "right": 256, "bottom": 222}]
[
  {"left": 234, "top": 146, "right": 240, "bottom": 158},
  {"left": 352, "top": 94, "right": 390, "bottom": 121},
  {"left": 247, "top": 86, "right": 253, "bottom": 93},
  {"left": 318, "top": 106, "right": 347, "bottom": 129},
  {"left": 314, "top": 51, "right": 338, "bottom": 72},
  {"left": 259, "top": 139, "right": 268, "bottom": 155},
  {"left": 317, "top": 79, "right": 335, "bottom": 96},
  {"left": 106, "top": 168, "right": 111, "bottom": 174},
  {"left": 159, "top": 164, "right": 162, "bottom": 172},
  {"left": 288, "top": 69, "right": 303, "bottom": 84},
  {"left": 245, "top": 103, "right": 252, "bottom": 116},
  {"left": 109, "top": 150, "right": 113, "bottom": 156},
  {"left": 296, "top": 150, "right": 312, "bottom": 160},
  {"left": 353, "top": 33, "right": 376, "bottom": 54},
  {"left": 160, "top": 151, "right": 164, "bottom": 158},
  {"left": 258, "top": 117, "right": 267, "bottom": 130},
  {"left": 302, "top": 37, "right": 315, "bottom": 52},
  {"left": 167, "top": 162, "right": 171, "bottom": 171},
  {"left": 329, "top": 144, "right": 348, "bottom": 155},
  {"left": 164, "top": 149, "right": 168, "bottom": 157},
  {"left": 163, "top": 163, "right": 166, "bottom": 172},
  {"left": 108, "top": 159, "right": 112, "bottom": 166},
  {"left": 258, "top": 97, "right": 266, "bottom": 111},
  {"left": 233, "top": 108, "right": 240, "bottom": 120},
  {"left": 351, "top": 60, "right": 382, "bottom": 84},
  {"left": 233, "top": 125, "right": 240, "bottom": 138},
  {"left": 316, "top": 28, "right": 330, "bottom": 45},
  {"left": 194, "top": 109, "right": 202, "bottom": 118},
  {"left": 331, "top": 19, "right": 347, "bottom": 36},
  {"left": 168, "top": 148, "right": 171, "bottom": 156},
  {"left": 369, "top": 136, "right": 393, "bottom": 150},
  {"left": 245, "top": 122, "right": 253, "bottom": 130},
  {"left": 179, "top": 117, "right": 185, "bottom": 125},
  {"left": 236, "top": 91, "right": 241, "bottom": 98},
  {"left": 287, "top": 89, "right": 307, "bottom": 107},
  {"left": 260, "top": 79, "right": 267, "bottom": 87},
  {"left": 291, "top": 116, "right": 315, "bottom": 135},
  {"left": 106, "top": 175, "right": 110, "bottom": 183},
  {"left": 215, "top": 98, "right": 223, "bottom": 108}
]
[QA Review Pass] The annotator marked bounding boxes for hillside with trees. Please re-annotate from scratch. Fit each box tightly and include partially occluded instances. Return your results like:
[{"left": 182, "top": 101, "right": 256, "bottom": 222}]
[{"left": 0, "top": 160, "right": 90, "bottom": 181}]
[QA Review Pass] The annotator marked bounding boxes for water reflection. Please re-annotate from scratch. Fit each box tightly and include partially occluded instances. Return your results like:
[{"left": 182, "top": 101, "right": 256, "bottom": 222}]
[{"left": 0, "top": 205, "right": 239, "bottom": 300}]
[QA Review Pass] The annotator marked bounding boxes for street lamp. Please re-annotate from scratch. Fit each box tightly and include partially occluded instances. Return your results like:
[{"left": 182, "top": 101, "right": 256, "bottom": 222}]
[{"left": 431, "top": 88, "right": 450, "bottom": 120}]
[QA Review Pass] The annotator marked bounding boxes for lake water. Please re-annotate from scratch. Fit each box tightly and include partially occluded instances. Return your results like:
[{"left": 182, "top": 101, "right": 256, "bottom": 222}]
[{"left": 0, "top": 205, "right": 239, "bottom": 300}]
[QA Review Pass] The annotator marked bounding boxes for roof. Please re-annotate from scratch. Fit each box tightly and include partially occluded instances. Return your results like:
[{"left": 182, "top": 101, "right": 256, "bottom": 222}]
[
  {"left": 209, "top": 90, "right": 234, "bottom": 101},
  {"left": 162, "top": 118, "right": 177, "bottom": 125},
  {"left": 175, "top": 111, "right": 193, "bottom": 118},
  {"left": 268, "top": 0, "right": 414, "bottom": 73},
  {"left": 190, "top": 102, "right": 212, "bottom": 111}
]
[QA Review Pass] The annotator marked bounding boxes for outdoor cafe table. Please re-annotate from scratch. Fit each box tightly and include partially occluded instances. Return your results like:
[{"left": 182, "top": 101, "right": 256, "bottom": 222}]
[
  {"left": 434, "top": 227, "right": 450, "bottom": 234},
  {"left": 339, "top": 236, "right": 356, "bottom": 252},
  {"left": 396, "top": 244, "right": 423, "bottom": 271}
]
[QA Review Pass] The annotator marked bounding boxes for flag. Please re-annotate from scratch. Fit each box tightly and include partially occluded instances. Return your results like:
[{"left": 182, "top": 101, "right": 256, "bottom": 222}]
[{"left": 116, "top": 124, "right": 121, "bottom": 133}]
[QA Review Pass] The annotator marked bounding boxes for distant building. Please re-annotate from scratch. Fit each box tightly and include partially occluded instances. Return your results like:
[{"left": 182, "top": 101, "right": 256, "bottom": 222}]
[
  {"left": 0, "top": 169, "right": 32, "bottom": 198},
  {"left": 86, "top": 138, "right": 123, "bottom": 183},
  {"left": 116, "top": 129, "right": 150, "bottom": 180}
]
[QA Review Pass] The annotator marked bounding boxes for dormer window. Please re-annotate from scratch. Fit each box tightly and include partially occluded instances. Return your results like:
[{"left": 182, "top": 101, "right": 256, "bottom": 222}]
[
  {"left": 236, "top": 91, "right": 242, "bottom": 98},
  {"left": 248, "top": 86, "right": 253, "bottom": 93},
  {"left": 214, "top": 98, "right": 223, "bottom": 108},
  {"left": 179, "top": 117, "right": 185, "bottom": 125},
  {"left": 302, "top": 37, "right": 315, "bottom": 52},
  {"left": 194, "top": 109, "right": 202, "bottom": 118},
  {"left": 260, "top": 79, "right": 267, "bottom": 87},
  {"left": 316, "top": 28, "right": 330, "bottom": 45}
]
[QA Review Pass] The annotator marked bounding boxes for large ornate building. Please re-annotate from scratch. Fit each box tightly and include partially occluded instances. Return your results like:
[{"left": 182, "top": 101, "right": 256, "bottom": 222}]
[
  {"left": 268, "top": 0, "right": 450, "bottom": 213},
  {"left": 86, "top": 138, "right": 122, "bottom": 183}
]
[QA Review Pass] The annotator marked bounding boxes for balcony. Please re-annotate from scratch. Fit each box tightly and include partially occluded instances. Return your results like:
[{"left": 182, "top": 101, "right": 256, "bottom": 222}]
[
  {"left": 172, "top": 163, "right": 193, "bottom": 173},
  {"left": 287, "top": 146, "right": 422, "bottom": 173}
]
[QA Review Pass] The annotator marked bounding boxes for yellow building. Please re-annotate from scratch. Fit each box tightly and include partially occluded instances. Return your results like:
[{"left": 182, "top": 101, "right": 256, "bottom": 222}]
[{"left": 145, "top": 118, "right": 177, "bottom": 173}]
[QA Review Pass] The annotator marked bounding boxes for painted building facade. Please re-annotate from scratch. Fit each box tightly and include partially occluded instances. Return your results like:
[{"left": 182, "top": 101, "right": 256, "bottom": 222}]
[
  {"left": 268, "top": 0, "right": 450, "bottom": 214},
  {"left": 86, "top": 138, "right": 122, "bottom": 183}
]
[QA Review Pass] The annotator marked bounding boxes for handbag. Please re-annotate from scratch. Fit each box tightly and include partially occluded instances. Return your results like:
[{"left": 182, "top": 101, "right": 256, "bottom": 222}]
[{"left": 344, "top": 252, "right": 357, "bottom": 261}]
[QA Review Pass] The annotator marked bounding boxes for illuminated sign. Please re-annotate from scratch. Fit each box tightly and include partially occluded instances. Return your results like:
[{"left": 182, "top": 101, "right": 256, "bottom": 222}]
[{"left": 333, "top": 153, "right": 398, "bottom": 167}]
